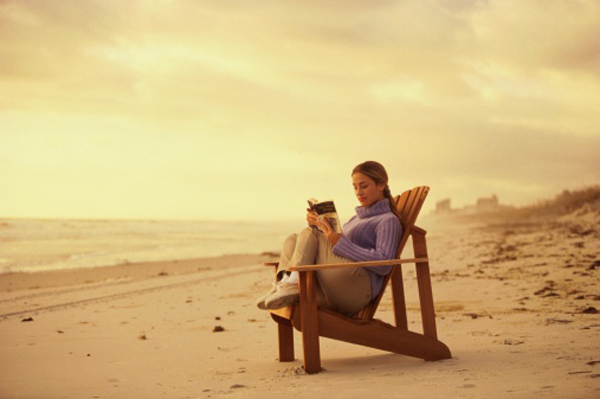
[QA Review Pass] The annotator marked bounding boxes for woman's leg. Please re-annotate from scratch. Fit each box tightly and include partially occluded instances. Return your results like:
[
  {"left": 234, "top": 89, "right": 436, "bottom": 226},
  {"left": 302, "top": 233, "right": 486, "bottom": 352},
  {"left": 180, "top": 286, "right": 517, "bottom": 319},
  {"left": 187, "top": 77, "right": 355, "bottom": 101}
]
[
  {"left": 263, "top": 227, "right": 372, "bottom": 316},
  {"left": 313, "top": 232, "right": 372, "bottom": 316},
  {"left": 276, "top": 227, "right": 319, "bottom": 275},
  {"left": 255, "top": 232, "right": 299, "bottom": 309},
  {"left": 264, "top": 227, "right": 320, "bottom": 309},
  {"left": 275, "top": 232, "right": 299, "bottom": 281}
]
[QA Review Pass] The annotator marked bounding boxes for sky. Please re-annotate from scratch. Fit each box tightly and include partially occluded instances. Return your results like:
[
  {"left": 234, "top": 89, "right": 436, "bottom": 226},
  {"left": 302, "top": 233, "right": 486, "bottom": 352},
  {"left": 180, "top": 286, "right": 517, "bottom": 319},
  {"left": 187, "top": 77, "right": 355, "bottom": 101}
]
[{"left": 1, "top": 0, "right": 599, "bottom": 221}]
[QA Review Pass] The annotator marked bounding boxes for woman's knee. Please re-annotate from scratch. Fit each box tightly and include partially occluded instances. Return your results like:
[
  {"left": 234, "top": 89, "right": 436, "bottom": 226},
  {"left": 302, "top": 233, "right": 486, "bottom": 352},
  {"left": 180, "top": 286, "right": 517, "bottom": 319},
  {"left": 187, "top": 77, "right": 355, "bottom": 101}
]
[
  {"left": 298, "top": 227, "right": 318, "bottom": 245},
  {"left": 282, "top": 233, "right": 298, "bottom": 253},
  {"left": 284, "top": 232, "right": 298, "bottom": 245},
  {"left": 298, "top": 226, "right": 314, "bottom": 235}
]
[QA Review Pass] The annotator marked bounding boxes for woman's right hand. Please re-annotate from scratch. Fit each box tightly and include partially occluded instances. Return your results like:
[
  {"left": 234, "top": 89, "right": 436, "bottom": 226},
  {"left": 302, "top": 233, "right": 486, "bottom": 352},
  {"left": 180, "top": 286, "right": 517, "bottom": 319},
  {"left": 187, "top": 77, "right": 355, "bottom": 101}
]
[{"left": 306, "top": 209, "right": 319, "bottom": 227}]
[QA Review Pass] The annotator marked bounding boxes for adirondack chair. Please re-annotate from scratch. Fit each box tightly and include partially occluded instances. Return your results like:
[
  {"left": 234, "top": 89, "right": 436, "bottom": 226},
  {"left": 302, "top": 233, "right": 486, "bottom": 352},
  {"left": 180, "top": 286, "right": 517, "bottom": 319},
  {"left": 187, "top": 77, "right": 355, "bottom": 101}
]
[{"left": 265, "top": 186, "right": 451, "bottom": 374}]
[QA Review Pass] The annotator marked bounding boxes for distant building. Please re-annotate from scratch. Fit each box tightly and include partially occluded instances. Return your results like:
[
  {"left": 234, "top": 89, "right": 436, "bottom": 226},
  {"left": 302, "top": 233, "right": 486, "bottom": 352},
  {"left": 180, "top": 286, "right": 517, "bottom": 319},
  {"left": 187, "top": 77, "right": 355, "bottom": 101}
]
[
  {"left": 430, "top": 194, "right": 505, "bottom": 218},
  {"left": 436, "top": 199, "right": 451, "bottom": 213},
  {"left": 476, "top": 195, "right": 499, "bottom": 211}
]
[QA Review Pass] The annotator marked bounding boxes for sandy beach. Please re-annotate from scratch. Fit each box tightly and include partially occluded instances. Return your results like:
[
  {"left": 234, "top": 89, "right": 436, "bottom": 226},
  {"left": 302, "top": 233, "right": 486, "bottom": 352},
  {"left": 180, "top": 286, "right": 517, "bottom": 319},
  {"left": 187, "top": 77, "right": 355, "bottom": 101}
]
[
  {"left": 3, "top": 1, "right": 599, "bottom": 397},
  {"left": 1, "top": 208, "right": 599, "bottom": 398}
]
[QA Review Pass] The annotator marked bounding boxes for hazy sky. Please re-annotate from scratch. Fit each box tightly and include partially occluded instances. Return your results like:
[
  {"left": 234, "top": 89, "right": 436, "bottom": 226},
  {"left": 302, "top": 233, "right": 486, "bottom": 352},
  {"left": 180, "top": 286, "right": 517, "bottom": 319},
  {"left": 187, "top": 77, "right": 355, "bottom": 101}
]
[{"left": 2, "top": 0, "right": 599, "bottom": 221}]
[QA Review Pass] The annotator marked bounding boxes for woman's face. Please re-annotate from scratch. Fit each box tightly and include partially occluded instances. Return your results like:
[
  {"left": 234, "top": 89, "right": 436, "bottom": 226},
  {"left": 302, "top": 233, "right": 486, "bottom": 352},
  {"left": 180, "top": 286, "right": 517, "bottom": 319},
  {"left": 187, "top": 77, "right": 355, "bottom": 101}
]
[{"left": 352, "top": 172, "right": 386, "bottom": 207}]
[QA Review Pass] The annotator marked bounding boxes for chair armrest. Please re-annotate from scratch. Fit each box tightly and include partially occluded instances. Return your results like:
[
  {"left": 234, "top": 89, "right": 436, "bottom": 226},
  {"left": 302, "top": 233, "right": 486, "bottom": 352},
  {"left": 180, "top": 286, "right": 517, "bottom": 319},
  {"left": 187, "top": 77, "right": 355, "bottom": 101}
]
[
  {"left": 411, "top": 225, "right": 427, "bottom": 235},
  {"left": 288, "top": 257, "right": 428, "bottom": 272},
  {"left": 264, "top": 262, "right": 279, "bottom": 267}
]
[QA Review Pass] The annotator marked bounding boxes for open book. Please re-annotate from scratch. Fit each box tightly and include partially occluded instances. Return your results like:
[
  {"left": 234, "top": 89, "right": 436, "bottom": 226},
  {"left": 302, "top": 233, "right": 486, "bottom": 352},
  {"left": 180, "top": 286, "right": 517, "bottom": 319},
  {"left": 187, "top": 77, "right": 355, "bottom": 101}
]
[{"left": 307, "top": 198, "right": 342, "bottom": 234}]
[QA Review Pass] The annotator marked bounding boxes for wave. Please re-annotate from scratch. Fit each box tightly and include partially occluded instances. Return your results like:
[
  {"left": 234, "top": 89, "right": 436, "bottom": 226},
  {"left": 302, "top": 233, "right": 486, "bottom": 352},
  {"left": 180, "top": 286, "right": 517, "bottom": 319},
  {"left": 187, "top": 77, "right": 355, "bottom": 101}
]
[{"left": 0, "top": 219, "right": 304, "bottom": 273}]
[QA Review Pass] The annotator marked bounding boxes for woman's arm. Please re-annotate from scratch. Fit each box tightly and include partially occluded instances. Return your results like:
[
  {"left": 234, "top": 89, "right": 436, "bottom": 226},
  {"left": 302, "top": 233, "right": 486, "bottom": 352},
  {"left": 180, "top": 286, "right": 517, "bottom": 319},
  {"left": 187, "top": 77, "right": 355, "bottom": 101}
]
[
  {"left": 332, "top": 217, "right": 402, "bottom": 276},
  {"left": 306, "top": 209, "right": 319, "bottom": 227},
  {"left": 317, "top": 216, "right": 342, "bottom": 246}
]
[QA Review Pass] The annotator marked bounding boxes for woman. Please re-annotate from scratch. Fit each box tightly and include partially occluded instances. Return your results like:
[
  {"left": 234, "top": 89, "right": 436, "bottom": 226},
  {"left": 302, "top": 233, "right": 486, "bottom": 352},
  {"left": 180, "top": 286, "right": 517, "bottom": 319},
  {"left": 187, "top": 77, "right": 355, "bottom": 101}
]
[{"left": 256, "top": 161, "right": 403, "bottom": 317}]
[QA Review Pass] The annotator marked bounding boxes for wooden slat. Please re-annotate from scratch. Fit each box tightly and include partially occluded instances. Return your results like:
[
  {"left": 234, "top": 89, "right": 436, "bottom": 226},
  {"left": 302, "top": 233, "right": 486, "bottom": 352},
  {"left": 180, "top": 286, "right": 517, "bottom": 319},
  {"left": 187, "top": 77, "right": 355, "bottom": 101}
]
[
  {"left": 395, "top": 191, "right": 411, "bottom": 219},
  {"left": 395, "top": 188, "right": 424, "bottom": 256},
  {"left": 403, "top": 187, "right": 423, "bottom": 228},
  {"left": 401, "top": 187, "right": 421, "bottom": 223},
  {"left": 406, "top": 187, "right": 429, "bottom": 228},
  {"left": 395, "top": 191, "right": 412, "bottom": 251}
]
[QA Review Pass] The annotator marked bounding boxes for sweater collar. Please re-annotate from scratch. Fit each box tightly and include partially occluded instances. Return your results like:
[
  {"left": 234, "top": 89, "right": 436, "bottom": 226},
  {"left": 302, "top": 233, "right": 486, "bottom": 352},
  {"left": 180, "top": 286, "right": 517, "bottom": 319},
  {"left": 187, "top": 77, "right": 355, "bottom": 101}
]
[{"left": 355, "top": 198, "right": 391, "bottom": 218}]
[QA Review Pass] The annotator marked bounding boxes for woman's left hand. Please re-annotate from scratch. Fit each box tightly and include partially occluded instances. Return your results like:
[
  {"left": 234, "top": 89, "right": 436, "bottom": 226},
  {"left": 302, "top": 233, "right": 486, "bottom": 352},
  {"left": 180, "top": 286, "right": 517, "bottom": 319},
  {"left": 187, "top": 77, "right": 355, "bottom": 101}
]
[{"left": 317, "top": 216, "right": 342, "bottom": 246}]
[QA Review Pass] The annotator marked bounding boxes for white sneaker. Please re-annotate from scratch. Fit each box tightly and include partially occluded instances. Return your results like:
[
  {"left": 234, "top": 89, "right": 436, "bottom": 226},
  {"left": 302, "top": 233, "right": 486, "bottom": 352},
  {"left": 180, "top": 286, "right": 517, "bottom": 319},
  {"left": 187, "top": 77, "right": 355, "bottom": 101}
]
[
  {"left": 265, "top": 282, "right": 300, "bottom": 310},
  {"left": 256, "top": 282, "right": 280, "bottom": 310}
]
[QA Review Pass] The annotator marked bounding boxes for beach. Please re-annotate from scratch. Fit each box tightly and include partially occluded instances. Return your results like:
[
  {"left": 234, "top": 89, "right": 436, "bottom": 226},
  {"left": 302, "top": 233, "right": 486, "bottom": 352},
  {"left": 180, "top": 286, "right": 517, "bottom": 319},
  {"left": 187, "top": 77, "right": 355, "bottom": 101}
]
[
  {"left": 3, "top": 0, "right": 600, "bottom": 397},
  {"left": 1, "top": 209, "right": 599, "bottom": 398}
]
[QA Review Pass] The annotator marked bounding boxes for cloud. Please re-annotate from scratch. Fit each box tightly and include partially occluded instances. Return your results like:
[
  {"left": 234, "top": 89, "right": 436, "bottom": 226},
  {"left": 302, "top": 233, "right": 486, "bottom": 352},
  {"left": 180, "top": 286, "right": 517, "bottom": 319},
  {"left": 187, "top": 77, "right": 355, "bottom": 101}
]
[{"left": 0, "top": 0, "right": 599, "bottom": 219}]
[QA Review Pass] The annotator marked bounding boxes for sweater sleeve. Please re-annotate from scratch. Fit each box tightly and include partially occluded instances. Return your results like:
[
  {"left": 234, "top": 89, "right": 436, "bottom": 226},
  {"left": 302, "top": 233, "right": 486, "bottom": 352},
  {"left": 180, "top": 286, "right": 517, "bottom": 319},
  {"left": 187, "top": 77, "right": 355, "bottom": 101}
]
[{"left": 333, "top": 216, "right": 402, "bottom": 276}]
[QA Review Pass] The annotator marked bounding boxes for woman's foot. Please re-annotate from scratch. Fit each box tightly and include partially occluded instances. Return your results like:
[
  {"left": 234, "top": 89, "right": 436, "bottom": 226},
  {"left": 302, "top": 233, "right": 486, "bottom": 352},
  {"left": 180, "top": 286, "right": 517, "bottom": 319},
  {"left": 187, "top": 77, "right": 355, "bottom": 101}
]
[
  {"left": 256, "top": 283, "right": 279, "bottom": 310},
  {"left": 265, "top": 282, "right": 300, "bottom": 310}
]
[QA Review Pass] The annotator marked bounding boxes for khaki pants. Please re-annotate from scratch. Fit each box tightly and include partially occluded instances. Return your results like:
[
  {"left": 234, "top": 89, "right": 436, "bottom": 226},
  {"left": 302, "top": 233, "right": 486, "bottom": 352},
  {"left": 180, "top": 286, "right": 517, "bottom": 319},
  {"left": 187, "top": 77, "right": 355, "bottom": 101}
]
[{"left": 277, "top": 227, "right": 372, "bottom": 316}]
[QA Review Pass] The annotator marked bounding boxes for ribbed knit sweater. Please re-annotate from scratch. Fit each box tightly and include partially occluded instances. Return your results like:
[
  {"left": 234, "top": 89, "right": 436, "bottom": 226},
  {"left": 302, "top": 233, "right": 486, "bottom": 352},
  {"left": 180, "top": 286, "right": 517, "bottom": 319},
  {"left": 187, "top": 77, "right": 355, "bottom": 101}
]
[{"left": 333, "top": 198, "right": 402, "bottom": 298}]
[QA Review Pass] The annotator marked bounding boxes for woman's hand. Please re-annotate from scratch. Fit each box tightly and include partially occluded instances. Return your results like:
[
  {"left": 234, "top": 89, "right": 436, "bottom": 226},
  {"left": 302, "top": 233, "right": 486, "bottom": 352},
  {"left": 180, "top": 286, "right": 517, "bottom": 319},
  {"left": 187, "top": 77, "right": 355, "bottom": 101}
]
[
  {"left": 306, "top": 209, "right": 319, "bottom": 227},
  {"left": 317, "top": 216, "right": 342, "bottom": 246}
]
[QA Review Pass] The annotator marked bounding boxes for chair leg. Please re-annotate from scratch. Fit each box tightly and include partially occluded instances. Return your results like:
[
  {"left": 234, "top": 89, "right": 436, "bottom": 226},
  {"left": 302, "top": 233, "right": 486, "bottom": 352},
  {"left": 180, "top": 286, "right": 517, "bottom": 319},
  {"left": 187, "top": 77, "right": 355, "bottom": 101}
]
[
  {"left": 390, "top": 265, "right": 408, "bottom": 330},
  {"left": 277, "top": 322, "right": 295, "bottom": 362},
  {"left": 299, "top": 271, "right": 322, "bottom": 374},
  {"left": 412, "top": 232, "right": 438, "bottom": 339}
]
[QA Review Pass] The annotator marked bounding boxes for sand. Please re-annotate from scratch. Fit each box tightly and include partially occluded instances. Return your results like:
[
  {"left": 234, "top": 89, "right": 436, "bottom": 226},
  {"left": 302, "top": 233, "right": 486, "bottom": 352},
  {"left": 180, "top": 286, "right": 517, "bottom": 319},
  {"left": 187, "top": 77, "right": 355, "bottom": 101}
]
[{"left": 1, "top": 213, "right": 599, "bottom": 398}]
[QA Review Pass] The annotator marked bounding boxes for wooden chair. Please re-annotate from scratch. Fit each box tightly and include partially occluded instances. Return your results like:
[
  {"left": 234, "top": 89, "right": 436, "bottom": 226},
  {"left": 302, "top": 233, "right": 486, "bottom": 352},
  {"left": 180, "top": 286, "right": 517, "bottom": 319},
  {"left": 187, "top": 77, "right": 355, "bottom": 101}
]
[{"left": 266, "top": 186, "right": 451, "bottom": 374}]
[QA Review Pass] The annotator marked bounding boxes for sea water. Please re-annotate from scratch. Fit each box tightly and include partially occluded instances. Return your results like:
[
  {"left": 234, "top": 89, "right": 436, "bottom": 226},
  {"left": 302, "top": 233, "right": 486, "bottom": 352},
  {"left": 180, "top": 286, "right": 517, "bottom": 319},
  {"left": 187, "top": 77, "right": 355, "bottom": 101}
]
[{"left": 0, "top": 218, "right": 304, "bottom": 273}]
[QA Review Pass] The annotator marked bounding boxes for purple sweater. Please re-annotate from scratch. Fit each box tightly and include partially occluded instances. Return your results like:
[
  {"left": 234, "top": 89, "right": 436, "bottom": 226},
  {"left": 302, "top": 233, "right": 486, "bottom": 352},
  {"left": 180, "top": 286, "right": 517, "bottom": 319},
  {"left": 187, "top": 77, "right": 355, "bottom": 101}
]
[{"left": 333, "top": 199, "right": 402, "bottom": 298}]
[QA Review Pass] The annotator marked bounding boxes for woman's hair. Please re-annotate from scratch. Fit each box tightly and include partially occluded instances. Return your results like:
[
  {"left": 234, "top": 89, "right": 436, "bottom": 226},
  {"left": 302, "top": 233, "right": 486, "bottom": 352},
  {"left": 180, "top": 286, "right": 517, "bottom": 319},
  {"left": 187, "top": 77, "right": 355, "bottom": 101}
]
[{"left": 352, "top": 161, "right": 405, "bottom": 228}]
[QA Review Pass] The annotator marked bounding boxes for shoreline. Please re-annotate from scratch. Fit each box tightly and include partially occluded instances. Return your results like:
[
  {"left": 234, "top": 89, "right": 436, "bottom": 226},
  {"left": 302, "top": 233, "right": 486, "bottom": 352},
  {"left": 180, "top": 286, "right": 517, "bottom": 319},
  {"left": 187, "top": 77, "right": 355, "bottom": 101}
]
[{"left": 0, "top": 253, "right": 276, "bottom": 293}]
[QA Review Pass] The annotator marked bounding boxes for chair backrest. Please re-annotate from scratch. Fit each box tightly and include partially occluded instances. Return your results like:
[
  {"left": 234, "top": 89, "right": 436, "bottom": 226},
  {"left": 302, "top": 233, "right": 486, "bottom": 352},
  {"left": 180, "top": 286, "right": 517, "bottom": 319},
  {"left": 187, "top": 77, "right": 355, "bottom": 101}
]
[{"left": 356, "top": 186, "right": 430, "bottom": 320}]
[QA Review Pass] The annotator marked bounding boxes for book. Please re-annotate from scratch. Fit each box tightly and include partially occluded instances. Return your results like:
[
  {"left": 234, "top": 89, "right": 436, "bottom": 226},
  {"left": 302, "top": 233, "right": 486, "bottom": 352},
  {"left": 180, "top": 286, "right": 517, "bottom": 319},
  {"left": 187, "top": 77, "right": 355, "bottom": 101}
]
[{"left": 307, "top": 198, "right": 342, "bottom": 234}]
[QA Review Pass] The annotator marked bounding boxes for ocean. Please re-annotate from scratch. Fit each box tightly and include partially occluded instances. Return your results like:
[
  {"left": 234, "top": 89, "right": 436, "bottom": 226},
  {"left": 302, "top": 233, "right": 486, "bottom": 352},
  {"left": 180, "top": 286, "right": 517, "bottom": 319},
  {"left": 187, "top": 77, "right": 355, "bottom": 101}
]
[{"left": 0, "top": 218, "right": 304, "bottom": 273}]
